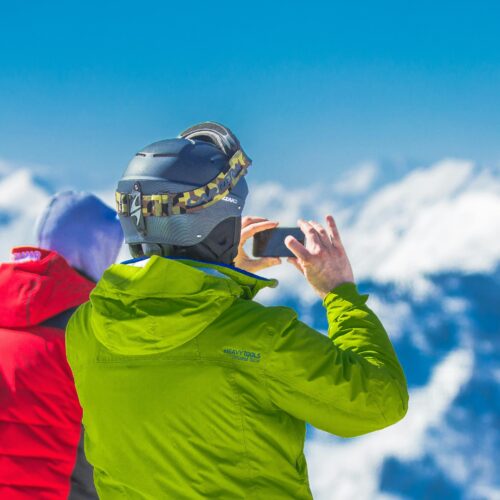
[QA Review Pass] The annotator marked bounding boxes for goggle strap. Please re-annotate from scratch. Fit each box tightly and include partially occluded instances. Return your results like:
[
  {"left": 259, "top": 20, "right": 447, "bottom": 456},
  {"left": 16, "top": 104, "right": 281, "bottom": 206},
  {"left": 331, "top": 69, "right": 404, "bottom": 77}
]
[{"left": 116, "top": 148, "right": 250, "bottom": 218}]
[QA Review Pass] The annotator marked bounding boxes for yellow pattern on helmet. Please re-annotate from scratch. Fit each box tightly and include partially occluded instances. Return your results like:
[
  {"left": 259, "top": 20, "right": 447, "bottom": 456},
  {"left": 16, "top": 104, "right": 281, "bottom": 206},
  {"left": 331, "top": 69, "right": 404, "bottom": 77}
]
[{"left": 115, "top": 148, "right": 250, "bottom": 218}]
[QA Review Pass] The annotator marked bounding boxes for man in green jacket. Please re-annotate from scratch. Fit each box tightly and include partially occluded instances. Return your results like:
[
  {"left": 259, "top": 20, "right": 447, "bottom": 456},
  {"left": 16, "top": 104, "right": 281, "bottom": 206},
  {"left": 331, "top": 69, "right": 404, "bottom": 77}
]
[{"left": 67, "top": 122, "right": 408, "bottom": 499}]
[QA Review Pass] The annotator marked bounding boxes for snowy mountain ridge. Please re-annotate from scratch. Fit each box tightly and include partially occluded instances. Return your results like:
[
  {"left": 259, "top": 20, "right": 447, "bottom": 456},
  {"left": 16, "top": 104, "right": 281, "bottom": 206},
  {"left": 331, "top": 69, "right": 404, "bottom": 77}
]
[
  {"left": 1, "top": 158, "right": 499, "bottom": 289},
  {"left": 1, "top": 158, "right": 499, "bottom": 499},
  {"left": 248, "top": 158, "right": 500, "bottom": 302}
]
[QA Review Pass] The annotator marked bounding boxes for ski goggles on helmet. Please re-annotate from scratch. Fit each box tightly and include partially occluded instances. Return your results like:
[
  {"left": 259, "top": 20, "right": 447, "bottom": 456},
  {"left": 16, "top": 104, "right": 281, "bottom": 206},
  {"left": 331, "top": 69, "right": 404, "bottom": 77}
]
[{"left": 115, "top": 122, "right": 251, "bottom": 218}]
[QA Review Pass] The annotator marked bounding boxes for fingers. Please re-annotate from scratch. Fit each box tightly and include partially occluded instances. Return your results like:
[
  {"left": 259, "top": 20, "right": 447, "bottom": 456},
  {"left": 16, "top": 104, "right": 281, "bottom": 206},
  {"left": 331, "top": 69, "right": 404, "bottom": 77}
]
[
  {"left": 298, "top": 219, "right": 322, "bottom": 249},
  {"left": 242, "top": 216, "right": 271, "bottom": 228},
  {"left": 240, "top": 220, "right": 278, "bottom": 244},
  {"left": 308, "top": 220, "right": 331, "bottom": 247},
  {"left": 326, "top": 215, "right": 343, "bottom": 246},
  {"left": 297, "top": 219, "right": 315, "bottom": 238},
  {"left": 285, "top": 235, "right": 310, "bottom": 261}
]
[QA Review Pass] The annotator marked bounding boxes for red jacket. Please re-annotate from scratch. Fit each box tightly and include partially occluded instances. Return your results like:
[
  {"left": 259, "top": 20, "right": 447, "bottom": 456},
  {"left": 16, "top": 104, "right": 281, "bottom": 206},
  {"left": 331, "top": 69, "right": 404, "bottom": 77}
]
[{"left": 0, "top": 247, "right": 94, "bottom": 499}]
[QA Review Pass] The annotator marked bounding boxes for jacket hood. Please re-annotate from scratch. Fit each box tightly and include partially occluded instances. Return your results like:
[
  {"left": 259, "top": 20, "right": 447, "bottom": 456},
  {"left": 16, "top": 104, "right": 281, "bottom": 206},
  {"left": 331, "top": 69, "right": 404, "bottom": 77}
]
[
  {"left": 36, "top": 191, "right": 123, "bottom": 282},
  {"left": 0, "top": 247, "right": 95, "bottom": 328},
  {"left": 89, "top": 256, "right": 277, "bottom": 355}
]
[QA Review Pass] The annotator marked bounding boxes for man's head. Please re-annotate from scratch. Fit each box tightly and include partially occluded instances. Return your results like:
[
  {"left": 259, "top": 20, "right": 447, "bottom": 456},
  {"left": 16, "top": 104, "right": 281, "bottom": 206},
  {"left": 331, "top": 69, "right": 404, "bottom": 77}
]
[
  {"left": 36, "top": 191, "right": 124, "bottom": 281},
  {"left": 115, "top": 122, "right": 250, "bottom": 265}
]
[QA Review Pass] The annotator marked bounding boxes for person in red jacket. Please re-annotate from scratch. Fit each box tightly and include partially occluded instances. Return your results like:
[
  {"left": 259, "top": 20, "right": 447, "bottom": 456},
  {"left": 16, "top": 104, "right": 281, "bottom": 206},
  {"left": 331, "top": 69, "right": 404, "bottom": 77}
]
[{"left": 0, "top": 191, "right": 123, "bottom": 500}]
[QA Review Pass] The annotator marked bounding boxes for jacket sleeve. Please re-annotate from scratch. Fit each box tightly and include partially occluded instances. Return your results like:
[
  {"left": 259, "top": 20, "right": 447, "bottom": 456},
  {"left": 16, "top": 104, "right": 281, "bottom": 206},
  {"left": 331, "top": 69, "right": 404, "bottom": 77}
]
[{"left": 264, "top": 282, "right": 409, "bottom": 437}]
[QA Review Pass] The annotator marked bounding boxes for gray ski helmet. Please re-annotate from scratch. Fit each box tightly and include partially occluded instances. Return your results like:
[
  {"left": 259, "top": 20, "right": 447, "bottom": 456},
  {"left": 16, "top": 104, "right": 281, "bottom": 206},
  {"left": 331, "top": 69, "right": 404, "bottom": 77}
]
[{"left": 115, "top": 122, "right": 250, "bottom": 258}]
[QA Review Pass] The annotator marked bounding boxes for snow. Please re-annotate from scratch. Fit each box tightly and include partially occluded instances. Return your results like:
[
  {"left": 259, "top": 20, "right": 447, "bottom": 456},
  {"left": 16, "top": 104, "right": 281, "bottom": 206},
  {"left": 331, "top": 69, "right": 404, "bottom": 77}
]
[
  {"left": 0, "top": 168, "right": 125, "bottom": 261},
  {"left": 2, "top": 158, "right": 498, "bottom": 286},
  {"left": 251, "top": 159, "right": 500, "bottom": 301},
  {"left": 306, "top": 348, "right": 474, "bottom": 500},
  {"left": 0, "top": 156, "right": 498, "bottom": 499},
  {"left": 0, "top": 169, "right": 49, "bottom": 259},
  {"left": 349, "top": 161, "right": 500, "bottom": 282}
]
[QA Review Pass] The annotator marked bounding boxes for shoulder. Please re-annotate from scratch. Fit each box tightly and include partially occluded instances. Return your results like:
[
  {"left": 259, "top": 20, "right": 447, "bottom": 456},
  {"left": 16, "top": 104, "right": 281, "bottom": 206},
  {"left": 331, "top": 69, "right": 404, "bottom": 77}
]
[
  {"left": 197, "top": 298, "right": 299, "bottom": 358},
  {"left": 228, "top": 298, "right": 299, "bottom": 332}
]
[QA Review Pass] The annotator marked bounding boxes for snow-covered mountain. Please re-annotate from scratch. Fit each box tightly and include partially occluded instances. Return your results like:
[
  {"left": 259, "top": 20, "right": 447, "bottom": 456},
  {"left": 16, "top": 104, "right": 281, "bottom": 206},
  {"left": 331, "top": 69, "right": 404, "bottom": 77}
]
[
  {"left": 0, "top": 169, "right": 50, "bottom": 259},
  {"left": 302, "top": 270, "right": 499, "bottom": 499},
  {"left": 248, "top": 158, "right": 500, "bottom": 301},
  {"left": 248, "top": 159, "right": 500, "bottom": 499},
  {"left": 1, "top": 159, "right": 499, "bottom": 499}
]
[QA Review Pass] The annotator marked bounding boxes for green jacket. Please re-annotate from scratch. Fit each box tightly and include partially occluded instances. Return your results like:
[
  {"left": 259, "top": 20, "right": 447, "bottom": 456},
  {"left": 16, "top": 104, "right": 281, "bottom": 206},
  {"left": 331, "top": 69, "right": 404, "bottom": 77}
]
[{"left": 66, "top": 256, "right": 408, "bottom": 499}]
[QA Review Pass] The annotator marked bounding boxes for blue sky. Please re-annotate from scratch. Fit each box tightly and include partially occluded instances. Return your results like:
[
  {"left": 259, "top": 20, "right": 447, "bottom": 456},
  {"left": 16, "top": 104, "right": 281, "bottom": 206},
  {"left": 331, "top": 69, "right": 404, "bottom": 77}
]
[{"left": 0, "top": 1, "right": 499, "bottom": 190}]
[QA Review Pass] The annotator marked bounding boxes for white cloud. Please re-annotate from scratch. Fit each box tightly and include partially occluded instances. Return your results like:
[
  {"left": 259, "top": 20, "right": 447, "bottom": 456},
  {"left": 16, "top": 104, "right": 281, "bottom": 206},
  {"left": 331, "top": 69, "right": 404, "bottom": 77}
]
[
  {"left": 362, "top": 294, "right": 413, "bottom": 341},
  {"left": 3, "top": 157, "right": 499, "bottom": 298},
  {"left": 305, "top": 347, "right": 474, "bottom": 500},
  {"left": 0, "top": 167, "right": 120, "bottom": 262},
  {"left": 0, "top": 160, "right": 10, "bottom": 175},
  {"left": 0, "top": 158, "right": 497, "bottom": 499},
  {"left": 93, "top": 188, "right": 116, "bottom": 209},
  {"left": 344, "top": 160, "right": 500, "bottom": 284},
  {"left": 332, "top": 161, "right": 378, "bottom": 196},
  {"left": 0, "top": 169, "right": 50, "bottom": 259},
  {"left": 246, "top": 180, "right": 341, "bottom": 227},
  {"left": 253, "top": 159, "right": 500, "bottom": 302}
]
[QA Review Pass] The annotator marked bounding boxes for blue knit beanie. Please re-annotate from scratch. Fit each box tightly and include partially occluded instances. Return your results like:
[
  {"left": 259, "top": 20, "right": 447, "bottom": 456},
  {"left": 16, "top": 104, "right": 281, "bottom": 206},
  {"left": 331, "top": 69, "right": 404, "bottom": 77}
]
[{"left": 36, "top": 191, "right": 124, "bottom": 281}]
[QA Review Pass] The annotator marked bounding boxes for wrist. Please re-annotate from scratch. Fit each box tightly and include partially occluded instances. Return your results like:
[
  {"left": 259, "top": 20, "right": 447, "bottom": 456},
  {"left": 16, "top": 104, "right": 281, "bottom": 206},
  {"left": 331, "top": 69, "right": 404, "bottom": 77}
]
[
  {"left": 314, "top": 279, "right": 355, "bottom": 300},
  {"left": 322, "top": 281, "right": 368, "bottom": 308}
]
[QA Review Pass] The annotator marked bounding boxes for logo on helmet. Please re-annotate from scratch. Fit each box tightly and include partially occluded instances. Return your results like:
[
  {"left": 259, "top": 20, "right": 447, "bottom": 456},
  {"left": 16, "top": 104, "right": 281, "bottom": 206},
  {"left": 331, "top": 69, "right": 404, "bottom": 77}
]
[
  {"left": 130, "top": 183, "right": 146, "bottom": 234},
  {"left": 130, "top": 194, "right": 142, "bottom": 225}
]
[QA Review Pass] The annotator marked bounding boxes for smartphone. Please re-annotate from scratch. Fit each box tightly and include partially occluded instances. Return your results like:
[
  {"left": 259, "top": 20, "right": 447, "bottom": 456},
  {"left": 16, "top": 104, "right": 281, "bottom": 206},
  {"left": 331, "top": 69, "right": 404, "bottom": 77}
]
[{"left": 252, "top": 227, "right": 305, "bottom": 258}]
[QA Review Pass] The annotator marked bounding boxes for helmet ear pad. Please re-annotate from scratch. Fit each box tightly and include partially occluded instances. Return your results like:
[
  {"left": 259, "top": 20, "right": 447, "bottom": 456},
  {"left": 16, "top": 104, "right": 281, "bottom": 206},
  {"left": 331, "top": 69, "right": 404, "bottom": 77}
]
[{"left": 164, "top": 217, "right": 242, "bottom": 265}]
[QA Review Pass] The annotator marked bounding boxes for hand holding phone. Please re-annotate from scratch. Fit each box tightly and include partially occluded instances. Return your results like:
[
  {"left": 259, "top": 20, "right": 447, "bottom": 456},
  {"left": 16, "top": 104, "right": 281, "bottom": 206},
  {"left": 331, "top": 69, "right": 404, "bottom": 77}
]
[
  {"left": 284, "top": 217, "right": 355, "bottom": 298},
  {"left": 233, "top": 217, "right": 282, "bottom": 273},
  {"left": 252, "top": 227, "right": 305, "bottom": 258}
]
